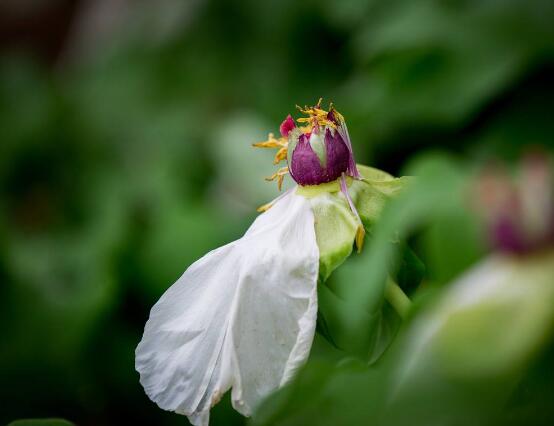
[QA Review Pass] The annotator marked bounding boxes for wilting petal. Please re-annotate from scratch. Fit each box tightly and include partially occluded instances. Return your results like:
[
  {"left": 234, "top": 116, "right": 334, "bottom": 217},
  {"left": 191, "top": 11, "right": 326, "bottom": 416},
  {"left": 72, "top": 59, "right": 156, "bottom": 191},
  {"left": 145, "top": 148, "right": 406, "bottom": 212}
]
[
  {"left": 135, "top": 191, "right": 319, "bottom": 426},
  {"left": 335, "top": 118, "right": 360, "bottom": 179}
]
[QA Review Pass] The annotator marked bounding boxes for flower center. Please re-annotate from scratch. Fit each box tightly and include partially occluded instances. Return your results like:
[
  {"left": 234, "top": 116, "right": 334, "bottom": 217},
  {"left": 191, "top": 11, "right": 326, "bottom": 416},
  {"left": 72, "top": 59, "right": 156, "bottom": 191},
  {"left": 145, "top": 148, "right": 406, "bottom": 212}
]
[{"left": 253, "top": 99, "right": 358, "bottom": 188}]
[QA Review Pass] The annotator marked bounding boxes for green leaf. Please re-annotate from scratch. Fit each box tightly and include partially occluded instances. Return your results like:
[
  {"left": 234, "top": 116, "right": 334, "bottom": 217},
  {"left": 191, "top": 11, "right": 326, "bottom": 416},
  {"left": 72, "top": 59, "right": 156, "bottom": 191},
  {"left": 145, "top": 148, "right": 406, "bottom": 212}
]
[
  {"left": 317, "top": 282, "right": 378, "bottom": 357},
  {"left": 348, "top": 0, "right": 554, "bottom": 138},
  {"left": 253, "top": 358, "right": 384, "bottom": 426}
]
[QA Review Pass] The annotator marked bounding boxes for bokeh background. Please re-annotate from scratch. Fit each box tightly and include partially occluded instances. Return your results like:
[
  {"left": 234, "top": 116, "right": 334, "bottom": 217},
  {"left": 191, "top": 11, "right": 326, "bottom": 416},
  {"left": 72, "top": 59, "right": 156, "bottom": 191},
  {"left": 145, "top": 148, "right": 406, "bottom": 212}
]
[{"left": 1, "top": 0, "right": 553, "bottom": 425}]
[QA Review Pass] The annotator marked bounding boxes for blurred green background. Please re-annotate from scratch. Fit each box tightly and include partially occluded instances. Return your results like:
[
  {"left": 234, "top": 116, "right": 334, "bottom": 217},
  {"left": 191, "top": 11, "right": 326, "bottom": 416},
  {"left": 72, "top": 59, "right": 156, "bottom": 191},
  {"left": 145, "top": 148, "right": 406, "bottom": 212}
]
[{"left": 1, "top": 0, "right": 553, "bottom": 425}]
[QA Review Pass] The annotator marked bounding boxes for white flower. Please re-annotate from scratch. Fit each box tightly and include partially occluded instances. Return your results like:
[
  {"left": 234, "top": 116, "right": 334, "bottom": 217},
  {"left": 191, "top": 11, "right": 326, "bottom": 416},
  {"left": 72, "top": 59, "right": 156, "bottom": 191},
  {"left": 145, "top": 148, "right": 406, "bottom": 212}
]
[
  {"left": 135, "top": 163, "right": 406, "bottom": 425},
  {"left": 135, "top": 190, "right": 319, "bottom": 425},
  {"left": 135, "top": 101, "right": 407, "bottom": 425}
]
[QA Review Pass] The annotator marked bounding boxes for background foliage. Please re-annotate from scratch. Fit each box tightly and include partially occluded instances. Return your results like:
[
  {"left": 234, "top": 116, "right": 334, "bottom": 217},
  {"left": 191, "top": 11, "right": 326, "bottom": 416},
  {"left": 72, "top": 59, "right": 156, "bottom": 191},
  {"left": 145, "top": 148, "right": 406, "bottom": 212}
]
[{"left": 1, "top": 0, "right": 553, "bottom": 425}]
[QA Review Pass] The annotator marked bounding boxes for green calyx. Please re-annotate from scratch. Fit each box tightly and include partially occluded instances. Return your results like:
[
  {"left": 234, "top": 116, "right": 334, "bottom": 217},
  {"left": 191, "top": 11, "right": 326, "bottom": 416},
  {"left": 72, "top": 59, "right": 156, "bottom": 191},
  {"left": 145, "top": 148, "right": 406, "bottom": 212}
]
[{"left": 297, "top": 165, "right": 411, "bottom": 282}]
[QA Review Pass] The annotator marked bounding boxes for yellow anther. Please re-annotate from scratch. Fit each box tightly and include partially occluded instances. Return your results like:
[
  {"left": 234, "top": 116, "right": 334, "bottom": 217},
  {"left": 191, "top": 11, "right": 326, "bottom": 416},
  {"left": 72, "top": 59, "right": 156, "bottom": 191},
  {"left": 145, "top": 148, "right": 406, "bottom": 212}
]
[
  {"left": 329, "top": 104, "right": 345, "bottom": 123},
  {"left": 274, "top": 146, "right": 288, "bottom": 164},
  {"left": 296, "top": 100, "right": 339, "bottom": 130},
  {"left": 257, "top": 201, "right": 273, "bottom": 213},
  {"left": 312, "top": 108, "right": 328, "bottom": 116},
  {"left": 253, "top": 132, "right": 287, "bottom": 149},
  {"left": 355, "top": 224, "right": 366, "bottom": 253},
  {"left": 252, "top": 100, "right": 344, "bottom": 194},
  {"left": 253, "top": 133, "right": 289, "bottom": 165},
  {"left": 265, "top": 166, "right": 289, "bottom": 191}
]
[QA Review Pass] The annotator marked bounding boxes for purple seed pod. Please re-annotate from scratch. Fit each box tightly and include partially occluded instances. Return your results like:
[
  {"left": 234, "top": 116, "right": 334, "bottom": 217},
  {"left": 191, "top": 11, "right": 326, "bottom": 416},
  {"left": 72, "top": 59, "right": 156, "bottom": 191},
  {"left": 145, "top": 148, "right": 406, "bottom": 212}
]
[
  {"left": 283, "top": 106, "right": 357, "bottom": 186},
  {"left": 289, "top": 133, "right": 330, "bottom": 186},
  {"left": 324, "top": 127, "right": 350, "bottom": 181},
  {"left": 327, "top": 108, "right": 360, "bottom": 179}
]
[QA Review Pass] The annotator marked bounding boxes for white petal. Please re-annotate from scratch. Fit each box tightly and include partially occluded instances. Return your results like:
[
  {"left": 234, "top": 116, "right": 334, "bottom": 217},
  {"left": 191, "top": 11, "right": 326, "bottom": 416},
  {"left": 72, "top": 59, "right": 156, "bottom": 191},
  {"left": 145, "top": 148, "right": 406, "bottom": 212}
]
[{"left": 135, "top": 191, "right": 319, "bottom": 425}]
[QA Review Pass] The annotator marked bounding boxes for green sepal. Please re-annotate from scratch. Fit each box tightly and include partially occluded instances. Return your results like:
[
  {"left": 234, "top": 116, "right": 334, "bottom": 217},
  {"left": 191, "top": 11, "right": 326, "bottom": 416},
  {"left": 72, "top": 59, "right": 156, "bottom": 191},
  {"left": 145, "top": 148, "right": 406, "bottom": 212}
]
[
  {"left": 297, "top": 164, "right": 411, "bottom": 282},
  {"left": 309, "top": 192, "right": 357, "bottom": 282}
]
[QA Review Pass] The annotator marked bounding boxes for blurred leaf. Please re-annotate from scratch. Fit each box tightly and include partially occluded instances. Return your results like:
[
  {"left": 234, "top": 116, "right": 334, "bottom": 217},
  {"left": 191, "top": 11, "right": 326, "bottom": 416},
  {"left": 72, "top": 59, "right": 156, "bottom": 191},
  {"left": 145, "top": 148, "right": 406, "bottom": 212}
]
[
  {"left": 253, "top": 358, "right": 384, "bottom": 426},
  {"left": 317, "top": 281, "right": 377, "bottom": 357},
  {"left": 382, "top": 251, "right": 554, "bottom": 426},
  {"left": 7, "top": 420, "right": 74, "bottom": 426},
  {"left": 210, "top": 113, "right": 285, "bottom": 209},
  {"left": 315, "top": 154, "right": 467, "bottom": 358},
  {"left": 393, "top": 244, "right": 426, "bottom": 294},
  {"left": 419, "top": 195, "right": 486, "bottom": 285},
  {"left": 346, "top": 0, "right": 554, "bottom": 146},
  {"left": 435, "top": 251, "right": 554, "bottom": 378}
]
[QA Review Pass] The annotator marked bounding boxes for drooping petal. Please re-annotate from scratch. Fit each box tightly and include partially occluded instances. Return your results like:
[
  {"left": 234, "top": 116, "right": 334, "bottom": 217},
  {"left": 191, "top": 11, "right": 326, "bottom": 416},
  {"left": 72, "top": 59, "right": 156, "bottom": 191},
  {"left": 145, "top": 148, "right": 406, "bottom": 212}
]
[
  {"left": 135, "top": 191, "right": 319, "bottom": 426},
  {"left": 335, "top": 118, "right": 360, "bottom": 179}
]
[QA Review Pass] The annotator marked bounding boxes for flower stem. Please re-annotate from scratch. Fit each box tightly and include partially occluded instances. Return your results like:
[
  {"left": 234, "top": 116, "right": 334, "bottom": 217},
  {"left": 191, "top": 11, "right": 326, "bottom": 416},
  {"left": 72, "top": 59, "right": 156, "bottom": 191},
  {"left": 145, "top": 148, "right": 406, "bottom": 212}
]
[{"left": 385, "top": 277, "right": 411, "bottom": 319}]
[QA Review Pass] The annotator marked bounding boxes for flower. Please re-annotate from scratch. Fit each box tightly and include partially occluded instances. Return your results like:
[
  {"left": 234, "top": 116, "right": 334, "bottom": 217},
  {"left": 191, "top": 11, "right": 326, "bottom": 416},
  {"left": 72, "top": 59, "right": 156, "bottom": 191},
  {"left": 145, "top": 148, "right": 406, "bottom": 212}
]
[
  {"left": 254, "top": 99, "right": 360, "bottom": 190},
  {"left": 474, "top": 153, "right": 554, "bottom": 254},
  {"left": 135, "top": 102, "right": 407, "bottom": 425}
]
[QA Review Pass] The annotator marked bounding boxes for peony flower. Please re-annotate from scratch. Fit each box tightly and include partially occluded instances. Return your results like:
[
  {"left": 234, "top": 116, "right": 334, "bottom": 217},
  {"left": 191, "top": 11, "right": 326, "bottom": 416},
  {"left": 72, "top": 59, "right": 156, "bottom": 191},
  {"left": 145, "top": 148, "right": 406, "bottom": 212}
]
[
  {"left": 135, "top": 101, "right": 407, "bottom": 425},
  {"left": 474, "top": 153, "right": 554, "bottom": 254}
]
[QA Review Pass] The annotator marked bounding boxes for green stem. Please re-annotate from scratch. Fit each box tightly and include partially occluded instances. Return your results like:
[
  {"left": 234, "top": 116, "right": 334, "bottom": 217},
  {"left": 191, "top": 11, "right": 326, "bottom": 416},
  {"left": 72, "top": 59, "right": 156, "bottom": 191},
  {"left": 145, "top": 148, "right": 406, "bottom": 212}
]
[{"left": 385, "top": 277, "right": 411, "bottom": 319}]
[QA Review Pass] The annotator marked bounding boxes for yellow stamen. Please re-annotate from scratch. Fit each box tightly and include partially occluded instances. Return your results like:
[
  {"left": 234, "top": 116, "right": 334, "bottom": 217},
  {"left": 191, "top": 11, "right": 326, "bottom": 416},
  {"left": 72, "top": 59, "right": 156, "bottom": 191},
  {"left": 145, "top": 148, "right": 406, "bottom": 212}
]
[
  {"left": 329, "top": 103, "right": 345, "bottom": 122},
  {"left": 296, "top": 101, "right": 338, "bottom": 129},
  {"left": 265, "top": 166, "right": 289, "bottom": 191},
  {"left": 355, "top": 225, "right": 366, "bottom": 253},
  {"left": 253, "top": 132, "right": 287, "bottom": 149},
  {"left": 251, "top": 100, "right": 344, "bottom": 195},
  {"left": 257, "top": 200, "right": 274, "bottom": 213},
  {"left": 274, "top": 146, "right": 288, "bottom": 164},
  {"left": 253, "top": 133, "right": 289, "bottom": 166}
]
